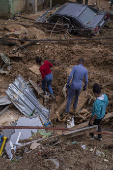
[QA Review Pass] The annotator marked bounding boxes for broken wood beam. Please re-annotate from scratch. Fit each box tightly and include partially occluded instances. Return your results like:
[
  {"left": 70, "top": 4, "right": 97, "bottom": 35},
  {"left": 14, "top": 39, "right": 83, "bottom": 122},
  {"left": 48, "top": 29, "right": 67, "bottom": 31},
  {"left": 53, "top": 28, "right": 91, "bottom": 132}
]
[
  {"left": 50, "top": 102, "right": 57, "bottom": 121},
  {"left": 76, "top": 91, "right": 88, "bottom": 113},
  {"left": 63, "top": 125, "right": 98, "bottom": 138},
  {"left": 55, "top": 99, "right": 67, "bottom": 121},
  {"left": 29, "top": 80, "right": 43, "bottom": 96}
]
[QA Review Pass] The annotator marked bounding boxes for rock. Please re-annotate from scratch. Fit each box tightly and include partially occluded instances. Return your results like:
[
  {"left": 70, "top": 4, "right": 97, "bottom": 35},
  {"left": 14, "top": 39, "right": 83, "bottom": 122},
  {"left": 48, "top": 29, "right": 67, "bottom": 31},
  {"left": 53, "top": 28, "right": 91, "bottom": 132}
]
[
  {"left": 30, "top": 143, "right": 40, "bottom": 150},
  {"left": 5, "top": 24, "right": 26, "bottom": 33},
  {"left": 27, "top": 27, "right": 46, "bottom": 39}
]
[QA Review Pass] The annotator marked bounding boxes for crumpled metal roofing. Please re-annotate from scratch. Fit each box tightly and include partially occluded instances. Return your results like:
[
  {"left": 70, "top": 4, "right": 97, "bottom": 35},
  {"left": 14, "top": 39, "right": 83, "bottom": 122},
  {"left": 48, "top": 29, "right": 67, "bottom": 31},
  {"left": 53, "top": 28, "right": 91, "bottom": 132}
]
[
  {"left": 0, "top": 95, "right": 11, "bottom": 105},
  {"left": 6, "top": 75, "right": 49, "bottom": 123}
]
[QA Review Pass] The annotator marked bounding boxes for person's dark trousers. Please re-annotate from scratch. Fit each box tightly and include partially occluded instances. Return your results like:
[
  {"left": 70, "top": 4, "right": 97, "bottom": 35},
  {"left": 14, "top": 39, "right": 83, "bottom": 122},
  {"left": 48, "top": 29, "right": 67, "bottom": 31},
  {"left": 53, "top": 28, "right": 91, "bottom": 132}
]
[
  {"left": 89, "top": 117, "right": 103, "bottom": 138},
  {"left": 85, "top": 0, "right": 88, "bottom": 5},
  {"left": 65, "top": 87, "right": 81, "bottom": 113}
]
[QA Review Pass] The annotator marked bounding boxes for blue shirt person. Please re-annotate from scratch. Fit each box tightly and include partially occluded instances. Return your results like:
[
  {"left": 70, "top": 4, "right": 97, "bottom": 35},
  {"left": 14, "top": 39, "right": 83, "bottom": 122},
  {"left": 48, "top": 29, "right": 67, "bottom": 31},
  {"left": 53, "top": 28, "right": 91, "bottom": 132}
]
[
  {"left": 89, "top": 83, "right": 109, "bottom": 140},
  {"left": 65, "top": 59, "right": 88, "bottom": 113}
]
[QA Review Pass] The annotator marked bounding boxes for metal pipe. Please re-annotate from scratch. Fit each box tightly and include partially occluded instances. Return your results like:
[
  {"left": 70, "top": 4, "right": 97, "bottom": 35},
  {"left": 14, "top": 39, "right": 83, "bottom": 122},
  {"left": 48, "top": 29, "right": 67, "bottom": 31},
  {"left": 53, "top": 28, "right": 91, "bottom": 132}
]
[{"left": 0, "top": 126, "right": 73, "bottom": 131}]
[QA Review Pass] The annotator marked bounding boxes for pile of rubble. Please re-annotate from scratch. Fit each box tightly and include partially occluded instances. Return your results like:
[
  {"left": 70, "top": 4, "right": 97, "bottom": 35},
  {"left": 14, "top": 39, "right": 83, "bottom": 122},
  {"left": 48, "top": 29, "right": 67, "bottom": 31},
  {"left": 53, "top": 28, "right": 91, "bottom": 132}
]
[{"left": 0, "top": 70, "right": 112, "bottom": 160}]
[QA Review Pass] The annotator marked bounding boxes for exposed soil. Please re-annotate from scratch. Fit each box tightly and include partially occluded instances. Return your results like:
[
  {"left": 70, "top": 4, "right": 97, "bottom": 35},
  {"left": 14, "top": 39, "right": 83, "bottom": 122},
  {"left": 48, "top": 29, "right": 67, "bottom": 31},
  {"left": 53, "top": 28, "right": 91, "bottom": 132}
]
[{"left": 0, "top": 2, "right": 113, "bottom": 169}]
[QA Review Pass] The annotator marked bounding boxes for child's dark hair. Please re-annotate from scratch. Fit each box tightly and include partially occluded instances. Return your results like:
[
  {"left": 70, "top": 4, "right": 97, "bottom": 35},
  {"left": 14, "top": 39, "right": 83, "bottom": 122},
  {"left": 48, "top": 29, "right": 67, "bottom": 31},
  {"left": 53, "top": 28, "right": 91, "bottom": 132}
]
[
  {"left": 35, "top": 56, "right": 42, "bottom": 64},
  {"left": 93, "top": 83, "right": 101, "bottom": 94}
]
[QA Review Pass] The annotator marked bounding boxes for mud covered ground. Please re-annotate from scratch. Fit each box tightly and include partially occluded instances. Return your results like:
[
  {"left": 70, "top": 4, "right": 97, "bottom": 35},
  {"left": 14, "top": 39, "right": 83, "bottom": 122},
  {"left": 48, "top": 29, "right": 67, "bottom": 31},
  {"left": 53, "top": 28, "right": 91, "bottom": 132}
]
[
  {"left": 0, "top": 6, "right": 113, "bottom": 169},
  {"left": 0, "top": 134, "right": 113, "bottom": 170}
]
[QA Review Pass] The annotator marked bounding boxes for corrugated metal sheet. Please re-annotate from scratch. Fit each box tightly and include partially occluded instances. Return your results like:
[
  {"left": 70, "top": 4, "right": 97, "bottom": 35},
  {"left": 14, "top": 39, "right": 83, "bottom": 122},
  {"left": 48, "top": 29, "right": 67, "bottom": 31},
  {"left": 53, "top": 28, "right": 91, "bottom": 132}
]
[
  {"left": 6, "top": 75, "right": 49, "bottom": 123},
  {"left": 0, "top": 95, "right": 11, "bottom": 105}
]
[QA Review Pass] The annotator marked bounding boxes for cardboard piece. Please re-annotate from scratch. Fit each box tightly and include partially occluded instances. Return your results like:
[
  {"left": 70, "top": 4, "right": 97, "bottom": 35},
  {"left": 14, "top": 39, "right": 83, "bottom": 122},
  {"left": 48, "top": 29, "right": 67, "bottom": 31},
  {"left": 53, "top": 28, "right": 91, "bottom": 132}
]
[{"left": 29, "top": 65, "right": 40, "bottom": 75}]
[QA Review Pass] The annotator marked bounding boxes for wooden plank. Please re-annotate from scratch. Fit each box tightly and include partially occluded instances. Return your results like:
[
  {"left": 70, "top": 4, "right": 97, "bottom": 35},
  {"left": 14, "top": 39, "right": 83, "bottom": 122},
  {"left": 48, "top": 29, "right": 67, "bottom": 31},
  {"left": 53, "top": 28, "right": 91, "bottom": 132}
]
[
  {"left": 29, "top": 80, "right": 43, "bottom": 95},
  {"left": 76, "top": 91, "right": 88, "bottom": 113},
  {"left": 63, "top": 125, "right": 98, "bottom": 137},
  {"left": 29, "top": 65, "right": 40, "bottom": 76},
  {"left": 50, "top": 102, "right": 57, "bottom": 120},
  {"left": 55, "top": 99, "right": 67, "bottom": 121}
]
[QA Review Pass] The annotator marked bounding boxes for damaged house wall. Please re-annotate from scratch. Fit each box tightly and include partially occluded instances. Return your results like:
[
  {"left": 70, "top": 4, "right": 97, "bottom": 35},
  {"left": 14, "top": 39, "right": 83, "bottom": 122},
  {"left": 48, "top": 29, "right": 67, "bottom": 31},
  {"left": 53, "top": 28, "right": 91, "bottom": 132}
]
[
  {"left": 0, "top": 0, "right": 27, "bottom": 18},
  {"left": 27, "top": 0, "right": 49, "bottom": 13},
  {"left": 0, "top": 0, "right": 10, "bottom": 18},
  {"left": 10, "top": 0, "right": 27, "bottom": 18}
]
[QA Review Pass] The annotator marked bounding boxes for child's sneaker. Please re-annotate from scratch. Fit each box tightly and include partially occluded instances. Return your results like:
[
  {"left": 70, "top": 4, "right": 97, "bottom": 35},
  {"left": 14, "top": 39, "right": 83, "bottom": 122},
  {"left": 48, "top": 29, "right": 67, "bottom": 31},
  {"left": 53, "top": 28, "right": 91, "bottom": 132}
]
[
  {"left": 94, "top": 136, "right": 102, "bottom": 141},
  {"left": 90, "top": 137, "right": 94, "bottom": 140},
  {"left": 98, "top": 137, "right": 102, "bottom": 141}
]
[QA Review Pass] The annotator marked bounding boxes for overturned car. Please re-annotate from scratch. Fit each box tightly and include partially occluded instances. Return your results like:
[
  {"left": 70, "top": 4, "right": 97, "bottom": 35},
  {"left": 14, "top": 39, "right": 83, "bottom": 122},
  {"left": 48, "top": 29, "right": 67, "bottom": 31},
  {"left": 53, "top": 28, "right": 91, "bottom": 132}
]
[{"left": 35, "top": 3, "right": 110, "bottom": 36}]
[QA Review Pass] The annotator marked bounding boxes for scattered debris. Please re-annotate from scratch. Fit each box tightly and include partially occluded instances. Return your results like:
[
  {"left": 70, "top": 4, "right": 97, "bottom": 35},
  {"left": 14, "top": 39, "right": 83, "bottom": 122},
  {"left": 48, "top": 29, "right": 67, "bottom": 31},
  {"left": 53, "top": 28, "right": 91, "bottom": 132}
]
[
  {"left": 46, "top": 159, "right": 59, "bottom": 169},
  {"left": 0, "top": 53, "right": 11, "bottom": 74},
  {"left": 72, "top": 141, "right": 77, "bottom": 144},
  {"left": 30, "top": 142, "right": 40, "bottom": 150},
  {"left": 81, "top": 144, "right": 86, "bottom": 150},
  {"left": 67, "top": 116, "right": 75, "bottom": 129},
  {"left": 103, "top": 159, "right": 109, "bottom": 162},
  {"left": 5, "top": 116, "right": 43, "bottom": 159},
  {"left": 90, "top": 148, "right": 94, "bottom": 152},
  {"left": 95, "top": 150, "right": 105, "bottom": 157}
]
